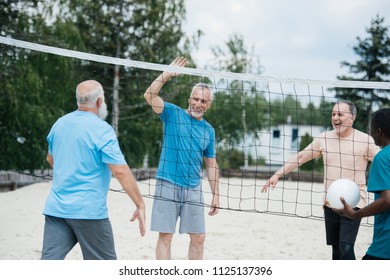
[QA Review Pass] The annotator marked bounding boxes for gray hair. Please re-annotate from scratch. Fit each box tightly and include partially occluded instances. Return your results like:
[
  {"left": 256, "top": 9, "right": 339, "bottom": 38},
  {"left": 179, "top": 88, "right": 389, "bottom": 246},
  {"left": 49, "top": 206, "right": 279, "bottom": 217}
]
[
  {"left": 337, "top": 100, "right": 357, "bottom": 117},
  {"left": 191, "top": 82, "right": 214, "bottom": 102},
  {"left": 76, "top": 83, "right": 104, "bottom": 108}
]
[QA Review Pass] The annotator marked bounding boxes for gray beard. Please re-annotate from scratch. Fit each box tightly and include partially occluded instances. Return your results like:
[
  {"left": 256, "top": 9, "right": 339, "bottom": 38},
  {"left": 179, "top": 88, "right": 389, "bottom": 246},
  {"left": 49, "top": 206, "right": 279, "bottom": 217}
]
[
  {"left": 190, "top": 110, "right": 204, "bottom": 119},
  {"left": 98, "top": 102, "right": 108, "bottom": 120},
  {"left": 189, "top": 107, "right": 205, "bottom": 119}
]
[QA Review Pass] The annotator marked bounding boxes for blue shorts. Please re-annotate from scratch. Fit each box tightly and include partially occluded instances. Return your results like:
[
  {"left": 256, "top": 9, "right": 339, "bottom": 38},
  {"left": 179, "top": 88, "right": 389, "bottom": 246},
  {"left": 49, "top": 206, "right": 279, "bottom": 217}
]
[{"left": 151, "top": 179, "right": 205, "bottom": 234}]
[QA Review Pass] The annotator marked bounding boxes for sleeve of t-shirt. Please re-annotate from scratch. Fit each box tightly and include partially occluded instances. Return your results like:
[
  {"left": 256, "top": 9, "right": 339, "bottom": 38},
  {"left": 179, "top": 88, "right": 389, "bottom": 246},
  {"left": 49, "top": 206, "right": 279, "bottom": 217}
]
[
  {"left": 159, "top": 102, "right": 174, "bottom": 121},
  {"left": 46, "top": 123, "right": 56, "bottom": 155},
  {"left": 368, "top": 151, "right": 390, "bottom": 193},
  {"left": 204, "top": 126, "right": 216, "bottom": 158},
  {"left": 98, "top": 126, "right": 126, "bottom": 165}
]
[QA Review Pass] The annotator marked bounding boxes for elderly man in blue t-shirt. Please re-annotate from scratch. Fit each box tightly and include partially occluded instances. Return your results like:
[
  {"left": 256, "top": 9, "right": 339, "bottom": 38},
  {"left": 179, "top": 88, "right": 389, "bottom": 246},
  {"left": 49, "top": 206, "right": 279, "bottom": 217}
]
[
  {"left": 42, "top": 80, "right": 146, "bottom": 260},
  {"left": 144, "top": 57, "right": 220, "bottom": 260}
]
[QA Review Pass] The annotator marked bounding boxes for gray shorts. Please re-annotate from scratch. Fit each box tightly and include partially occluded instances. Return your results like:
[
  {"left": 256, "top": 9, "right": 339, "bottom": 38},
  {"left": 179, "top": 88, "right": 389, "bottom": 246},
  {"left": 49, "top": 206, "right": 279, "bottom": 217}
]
[
  {"left": 41, "top": 215, "right": 116, "bottom": 260},
  {"left": 151, "top": 179, "right": 205, "bottom": 234}
]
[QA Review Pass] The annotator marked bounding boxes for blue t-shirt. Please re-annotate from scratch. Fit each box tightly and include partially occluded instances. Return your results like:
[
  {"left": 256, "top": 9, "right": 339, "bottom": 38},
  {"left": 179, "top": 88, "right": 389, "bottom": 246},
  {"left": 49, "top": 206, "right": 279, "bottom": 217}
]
[
  {"left": 366, "top": 144, "right": 390, "bottom": 259},
  {"left": 156, "top": 102, "right": 216, "bottom": 188},
  {"left": 43, "top": 110, "right": 126, "bottom": 219}
]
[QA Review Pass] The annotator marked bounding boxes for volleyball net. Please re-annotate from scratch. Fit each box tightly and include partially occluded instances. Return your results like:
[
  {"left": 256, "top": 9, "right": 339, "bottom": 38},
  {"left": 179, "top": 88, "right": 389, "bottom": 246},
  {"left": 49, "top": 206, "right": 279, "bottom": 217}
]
[{"left": 2, "top": 36, "right": 390, "bottom": 225}]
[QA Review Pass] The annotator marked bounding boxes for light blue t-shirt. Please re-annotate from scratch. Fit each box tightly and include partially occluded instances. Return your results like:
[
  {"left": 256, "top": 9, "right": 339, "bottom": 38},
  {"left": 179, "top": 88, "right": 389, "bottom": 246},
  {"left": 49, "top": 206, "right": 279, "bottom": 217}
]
[
  {"left": 366, "top": 144, "right": 390, "bottom": 259},
  {"left": 43, "top": 110, "right": 126, "bottom": 219},
  {"left": 156, "top": 102, "right": 216, "bottom": 188}
]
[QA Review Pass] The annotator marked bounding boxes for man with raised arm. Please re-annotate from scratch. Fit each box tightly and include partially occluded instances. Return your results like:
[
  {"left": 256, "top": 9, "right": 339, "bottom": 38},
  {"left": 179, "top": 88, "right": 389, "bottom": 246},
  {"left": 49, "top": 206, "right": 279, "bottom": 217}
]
[{"left": 144, "top": 57, "right": 219, "bottom": 260}]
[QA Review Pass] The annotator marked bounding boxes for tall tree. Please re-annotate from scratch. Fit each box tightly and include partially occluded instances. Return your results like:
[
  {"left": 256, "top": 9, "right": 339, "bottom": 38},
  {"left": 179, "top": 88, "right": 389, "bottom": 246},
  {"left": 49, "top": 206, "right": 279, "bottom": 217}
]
[
  {"left": 206, "top": 33, "right": 267, "bottom": 168},
  {"left": 208, "top": 33, "right": 266, "bottom": 143},
  {"left": 0, "top": 0, "right": 75, "bottom": 171},
  {"left": 50, "top": 0, "right": 191, "bottom": 166},
  {"left": 1, "top": 0, "right": 199, "bottom": 170},
  {"left": 335, "top": 14, "right": 390, "bottom": 132},
  {"left": 0, "top": 0, "right": 39, "bottom": 36}
]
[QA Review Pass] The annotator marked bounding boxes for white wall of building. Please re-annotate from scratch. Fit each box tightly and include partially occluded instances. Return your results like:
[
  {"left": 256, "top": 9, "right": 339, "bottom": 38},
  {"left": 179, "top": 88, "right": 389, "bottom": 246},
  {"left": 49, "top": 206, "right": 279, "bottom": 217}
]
[{"left": 243, "top": 122, "right": 327, "bottom": 166}]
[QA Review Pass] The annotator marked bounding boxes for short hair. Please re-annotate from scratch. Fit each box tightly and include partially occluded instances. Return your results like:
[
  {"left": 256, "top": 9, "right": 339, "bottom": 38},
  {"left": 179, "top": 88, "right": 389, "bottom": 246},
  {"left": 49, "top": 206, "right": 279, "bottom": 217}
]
[
  {"left": 191, "top": 83, "right": 214, "bottom": 101},
  {"left": 371, "top": 108, "right": 390, "bottom": 138},
  {"left": 76, "top": 83, "right": 104, "bottom": 108},
  {"left": 336, "top": 100, "right": 357, "bottom": 117}
]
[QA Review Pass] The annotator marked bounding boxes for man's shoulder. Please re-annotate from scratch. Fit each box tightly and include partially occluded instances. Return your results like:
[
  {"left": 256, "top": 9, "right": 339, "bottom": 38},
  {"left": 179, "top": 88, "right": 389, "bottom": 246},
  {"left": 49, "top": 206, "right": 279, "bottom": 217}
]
[
  {"left": 353, "top": 128, "right": 370, "bottom": 137},
  {"left": 163, "top": 102, "right": 180, "bottom": 110},
  {"left": 202, "top": 118, "right": 215, "bottom": 130},
  {"left": 57, "top": 111, "right": 112, "bottom": 130},
  {"left": 351, "top": 129, "right": 377, "bottom": 144},
  {"left": 162, "top": 102, "right": 187, "bottom": 118}
]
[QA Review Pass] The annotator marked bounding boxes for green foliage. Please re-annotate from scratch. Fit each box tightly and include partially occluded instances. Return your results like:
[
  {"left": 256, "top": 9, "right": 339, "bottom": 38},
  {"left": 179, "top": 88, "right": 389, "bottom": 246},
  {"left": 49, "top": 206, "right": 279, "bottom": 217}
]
[
  {"left": 1, "top": 1, "right": 81, "bottom": 170},
  {"left": 0, "top": 46, "right": 76, "bottom": 170},
  {"left": 270, "top": 95, "right": 333, "bottom": 127},
  {"left": 0, "top": 0, "right": 193, "bottom": 170},
  {"left": 3, "top": 2, "right": 384, "bottom": 173},
  {"left": 207, "top": 33, "right": 268, "bottom": 145},
  {"left": 0, "top": 0, "right": 39, "bottom": 36},
  {"left": 298, "top": 133, "right": 323, "bottom": 172},
  {"left": 216, "top": 147, "right": 245, "bottom": 170}
]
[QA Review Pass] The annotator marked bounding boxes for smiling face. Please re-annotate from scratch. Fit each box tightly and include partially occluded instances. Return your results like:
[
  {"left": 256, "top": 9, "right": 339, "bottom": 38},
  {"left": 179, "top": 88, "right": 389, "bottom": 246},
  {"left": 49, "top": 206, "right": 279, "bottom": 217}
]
[
  {"left": 188, "top": 86, "right": 212, "bottom": 120},
  {"left": 331, "top": 102, "right": 355, "bottom": 137}
]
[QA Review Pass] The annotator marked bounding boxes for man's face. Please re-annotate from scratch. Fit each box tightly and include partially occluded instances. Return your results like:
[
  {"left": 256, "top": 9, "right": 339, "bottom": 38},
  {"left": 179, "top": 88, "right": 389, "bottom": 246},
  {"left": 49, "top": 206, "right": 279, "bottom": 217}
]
[
  {"left": 188, "top": 87, "right": 212, "bottom": 119},
  {"left": 331, "top": 103, "right": 355, "bottom": 134}
]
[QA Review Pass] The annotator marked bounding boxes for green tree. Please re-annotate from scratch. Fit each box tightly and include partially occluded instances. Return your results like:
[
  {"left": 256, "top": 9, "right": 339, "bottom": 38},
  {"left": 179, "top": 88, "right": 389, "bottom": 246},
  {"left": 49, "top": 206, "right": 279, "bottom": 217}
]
[
  {"left": 206, "top": 33, "right": 267, "bottom": 168},
  {"left": 335, "top": 14, "right": 390, "bottom": 132},
  {"left": 270, "top": 95, "right": 306, "bottom": 126},
  {"left": 207, "top": 33, "right": 267, "bottom": 144},
  {"left": 216, "top": 147, "right": 245, "bottom": 170},
  {"left": 0, "top": 0, "right": 39, "bottom": 36},
  {"left": 301, "top": 102, "right": 322, "bottom": 126},
  {"left": 0, "top": 0, "right": 78, "bottom": 171},
  {"left": 1, "top": 0, "right": 199, "bottom": 170},
  {"left": 299, "top": 133, "right": 323, "bottom": 172},
  {"left": 269, "top": 95, "right": 334, "bottom": 127},
  {"left": 45, "top": 0, "right": 191, "bottom": 166}
]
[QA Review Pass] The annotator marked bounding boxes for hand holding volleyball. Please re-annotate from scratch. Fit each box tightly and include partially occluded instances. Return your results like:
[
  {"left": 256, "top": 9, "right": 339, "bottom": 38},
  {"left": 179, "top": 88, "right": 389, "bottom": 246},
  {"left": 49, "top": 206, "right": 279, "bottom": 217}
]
[{"left": 326, "top": 179, "right": 360, "bottom": 209}]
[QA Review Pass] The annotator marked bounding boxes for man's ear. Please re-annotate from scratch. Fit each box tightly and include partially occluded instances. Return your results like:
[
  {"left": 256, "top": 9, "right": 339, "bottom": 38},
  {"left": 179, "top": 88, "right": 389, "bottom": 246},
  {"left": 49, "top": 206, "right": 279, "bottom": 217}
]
[{"left": 96, "top": 97, "right": 103, "bottom": 107}]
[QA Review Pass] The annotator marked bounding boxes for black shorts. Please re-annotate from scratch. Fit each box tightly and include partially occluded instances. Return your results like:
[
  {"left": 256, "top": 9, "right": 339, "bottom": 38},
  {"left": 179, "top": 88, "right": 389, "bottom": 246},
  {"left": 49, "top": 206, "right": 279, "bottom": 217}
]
[{"left": 324, "top": 206, "right": 361, "bottom": 245}]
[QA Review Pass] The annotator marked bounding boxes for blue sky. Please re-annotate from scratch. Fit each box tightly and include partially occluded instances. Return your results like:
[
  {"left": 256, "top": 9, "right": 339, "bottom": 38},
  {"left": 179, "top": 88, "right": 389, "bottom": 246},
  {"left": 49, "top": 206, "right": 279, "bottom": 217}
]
[{"left": 183, "top": 0, "right": 390, "bottom": 81}]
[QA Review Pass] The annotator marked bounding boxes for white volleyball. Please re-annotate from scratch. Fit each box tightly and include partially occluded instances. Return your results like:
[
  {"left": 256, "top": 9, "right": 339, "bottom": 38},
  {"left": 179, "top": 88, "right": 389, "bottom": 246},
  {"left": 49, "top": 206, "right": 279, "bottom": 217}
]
[{"left": 326, "top": 179, "right": 360, "bottom": 209}]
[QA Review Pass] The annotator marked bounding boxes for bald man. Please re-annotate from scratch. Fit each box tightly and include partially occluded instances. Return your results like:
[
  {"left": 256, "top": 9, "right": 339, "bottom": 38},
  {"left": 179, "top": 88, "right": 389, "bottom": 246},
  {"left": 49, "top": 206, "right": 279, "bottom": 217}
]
[{"left": 41, "top": 80, "right": 145, "bottom": 260}]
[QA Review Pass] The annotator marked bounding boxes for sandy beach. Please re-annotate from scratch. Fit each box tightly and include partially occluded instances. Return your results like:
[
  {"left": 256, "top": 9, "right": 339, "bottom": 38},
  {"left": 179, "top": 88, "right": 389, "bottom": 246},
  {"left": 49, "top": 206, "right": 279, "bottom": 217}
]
[{"left": 0, "top": 177, "right": 373, "bottom": 260}]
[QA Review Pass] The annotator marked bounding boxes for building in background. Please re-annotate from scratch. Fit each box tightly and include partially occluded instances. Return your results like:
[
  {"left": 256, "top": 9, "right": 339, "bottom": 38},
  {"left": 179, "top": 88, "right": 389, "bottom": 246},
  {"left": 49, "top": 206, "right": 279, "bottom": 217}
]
[{"left": 243, "top": 116, "right": 326, "bottom": 168}]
